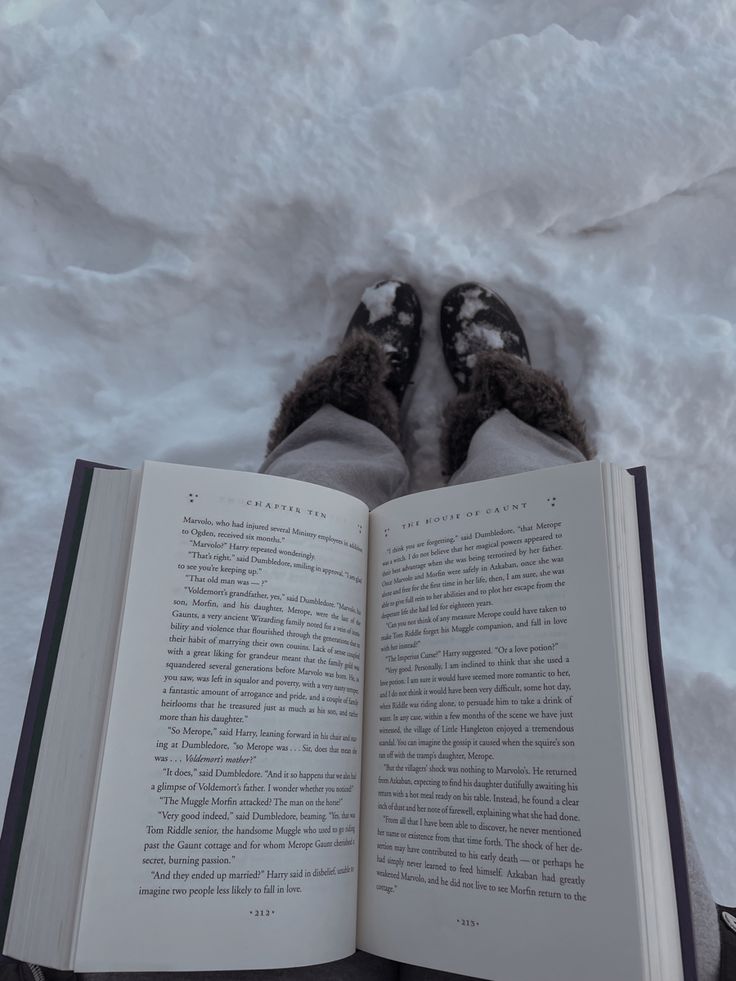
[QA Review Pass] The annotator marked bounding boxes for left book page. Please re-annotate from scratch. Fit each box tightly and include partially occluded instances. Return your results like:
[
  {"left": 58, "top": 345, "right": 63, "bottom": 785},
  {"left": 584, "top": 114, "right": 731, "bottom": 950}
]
[{"left": 75, "top": 462, "right": 369, "bottom": 972}]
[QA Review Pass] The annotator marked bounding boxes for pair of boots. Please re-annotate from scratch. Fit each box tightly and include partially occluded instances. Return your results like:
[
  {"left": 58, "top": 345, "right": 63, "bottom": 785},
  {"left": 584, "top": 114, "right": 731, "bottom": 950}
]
[{"left": 267, "top": 280, "right": 593, "bottom": 475}]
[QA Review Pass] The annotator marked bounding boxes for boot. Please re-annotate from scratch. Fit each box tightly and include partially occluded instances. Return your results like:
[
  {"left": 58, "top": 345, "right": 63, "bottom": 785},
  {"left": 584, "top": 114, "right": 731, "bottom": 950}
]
[
  {"left": 441, "top": 282, "right": 530, "bottom": 391},
  {"left": 344, "top": 279, "right": 423, "bottom": 403},
  {"left": 267, "top": 280, "right": 422, "bottom": 453},
  {"left": 439, "top": 283, "right": 593, "bottom": 475}
]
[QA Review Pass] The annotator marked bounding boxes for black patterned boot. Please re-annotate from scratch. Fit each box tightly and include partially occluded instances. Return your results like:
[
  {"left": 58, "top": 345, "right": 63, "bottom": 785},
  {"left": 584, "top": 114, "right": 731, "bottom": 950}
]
[
  {"left": 440, "top": 282, "right": 530, "bottom": 391},
  {"left": 266, "top": 280, "right": 421, "bottom": 453},
  {"left": 439, "top": 282, "right": 592, "bottom": 474},
  {"left": 344, "top": 279, "right": 422, "bottom": 403}
]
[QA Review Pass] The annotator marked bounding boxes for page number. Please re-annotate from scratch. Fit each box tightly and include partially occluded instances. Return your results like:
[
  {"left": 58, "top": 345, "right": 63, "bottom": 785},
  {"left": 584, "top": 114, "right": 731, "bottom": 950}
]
[{"left": 457, "top": 918, "right": 479, "bottom": 927}]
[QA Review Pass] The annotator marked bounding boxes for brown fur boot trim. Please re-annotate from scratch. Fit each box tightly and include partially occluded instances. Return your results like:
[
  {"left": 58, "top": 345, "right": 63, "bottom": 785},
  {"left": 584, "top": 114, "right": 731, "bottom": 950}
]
[
  {"left": 266, "top": 331, "right": 401, "bottom": 453},
  {"left": 441, "top": 350, "right": 594, "bottom": 475}
]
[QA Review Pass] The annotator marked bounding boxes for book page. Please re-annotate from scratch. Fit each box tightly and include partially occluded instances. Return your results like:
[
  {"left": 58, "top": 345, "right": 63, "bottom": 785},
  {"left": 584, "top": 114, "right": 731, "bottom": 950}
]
[
  {"left": 76, "top": 462, "right": 368, "bottom": 972},
  {"left": 358, "top": 462, "right": 648, "bottom": 981}
]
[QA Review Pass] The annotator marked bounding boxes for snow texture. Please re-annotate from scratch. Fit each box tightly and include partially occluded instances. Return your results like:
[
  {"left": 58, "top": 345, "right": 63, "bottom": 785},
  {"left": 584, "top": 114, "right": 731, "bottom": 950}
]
[
  {"left": 363, "top": 281, "right": 400, "bottom": 324},
  {"left": 459, "top": 289, "right": 487, "bottom": 323},
  {"left": 471, "top": 326, "right": 504, "bottom": 350},
  {"left": 0, "top": 0, "right": 734, "bottom": 902}
]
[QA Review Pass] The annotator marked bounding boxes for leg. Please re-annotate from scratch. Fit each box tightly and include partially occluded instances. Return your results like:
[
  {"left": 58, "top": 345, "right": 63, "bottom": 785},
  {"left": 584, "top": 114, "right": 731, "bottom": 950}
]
[
  {"left": 435, "top": 283, "right": 720, "bottom": 980},
  {"left": 442, "top": 350, "right": 592, "bottom": 484},
  {"left": 438, "top": 283, "right": 592, "bottom": 482},
  {"left": 58, "top": 289, "right": 423, "bottom": 981},
  {"left": 261, "top": 280, "right": 422, "bottom": 510},
  {"left": 261, "top": 403, "right": 409, "bottom": 509},
  {"left": 449, "top": 406, "right": 585, "bottom": 485}
]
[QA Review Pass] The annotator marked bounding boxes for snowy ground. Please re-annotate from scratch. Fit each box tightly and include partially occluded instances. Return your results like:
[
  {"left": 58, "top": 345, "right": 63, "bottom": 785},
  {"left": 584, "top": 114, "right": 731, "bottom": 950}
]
[{"left": 1, "top": 0, "right": 734, "bottom": 903}]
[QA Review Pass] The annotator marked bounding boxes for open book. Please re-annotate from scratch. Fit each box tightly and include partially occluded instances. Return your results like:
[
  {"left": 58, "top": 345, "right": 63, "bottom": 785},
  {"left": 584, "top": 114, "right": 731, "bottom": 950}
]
[{"left": 0, "top": 460, "right": 695, "bottom": 981}]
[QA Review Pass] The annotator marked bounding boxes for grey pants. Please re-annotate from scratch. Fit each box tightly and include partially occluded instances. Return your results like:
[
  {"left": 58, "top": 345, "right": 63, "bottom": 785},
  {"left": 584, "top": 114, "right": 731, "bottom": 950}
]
[
  {"left": 259, "top": 405, "right": 721, "bottom": 981},
  {"left": 260, "top": 406, "right": 585, "bottom": 506}
]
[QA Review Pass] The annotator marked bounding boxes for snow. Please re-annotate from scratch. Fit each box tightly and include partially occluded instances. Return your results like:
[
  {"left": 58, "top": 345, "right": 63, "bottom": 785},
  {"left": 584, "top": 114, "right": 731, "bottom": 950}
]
[
  {"left": 363, "top": 281, "right": 400, "bottom": 323},
  {"left": 1, "top": 0, "right": 734, "bottom": 904},
  {"left": 470, "top": 324, "right": 505, "bottom": 350},
  {"left": 458, "top": 288, "right": 486, "bottom": 322}
]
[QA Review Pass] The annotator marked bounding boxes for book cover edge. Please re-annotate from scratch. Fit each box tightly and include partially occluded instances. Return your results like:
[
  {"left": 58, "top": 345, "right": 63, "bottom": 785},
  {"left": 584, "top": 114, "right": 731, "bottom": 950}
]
[
  {"left": 628, "top": 465, "right": 697, "bottom": 981},
  {"left": 0, "top": 460, "right": 119, "bottom": 950}
]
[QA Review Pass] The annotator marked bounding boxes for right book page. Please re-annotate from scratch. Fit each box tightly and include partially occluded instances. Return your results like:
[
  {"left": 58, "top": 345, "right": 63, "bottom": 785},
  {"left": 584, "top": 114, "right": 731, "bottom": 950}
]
[{"left": 358, "top": 461, "right": 671, "bottom": 981}]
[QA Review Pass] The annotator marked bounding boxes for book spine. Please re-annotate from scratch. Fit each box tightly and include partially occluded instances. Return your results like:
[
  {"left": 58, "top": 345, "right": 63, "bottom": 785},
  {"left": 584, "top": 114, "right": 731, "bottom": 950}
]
[
  {"left": 629, "top": 467, "right": 697, "bottom": 981},
  {"left": 0, "top": 461, "right": 115, "bottom": 943}
]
